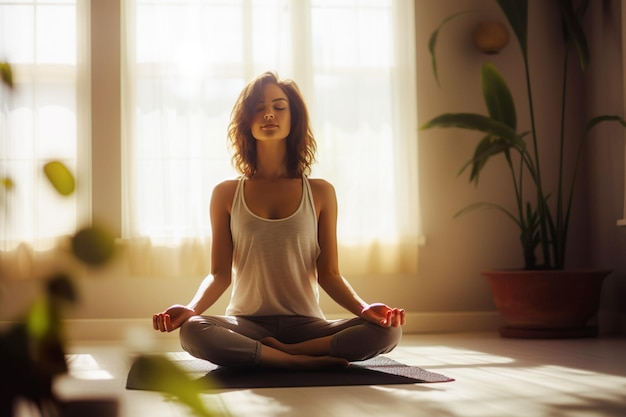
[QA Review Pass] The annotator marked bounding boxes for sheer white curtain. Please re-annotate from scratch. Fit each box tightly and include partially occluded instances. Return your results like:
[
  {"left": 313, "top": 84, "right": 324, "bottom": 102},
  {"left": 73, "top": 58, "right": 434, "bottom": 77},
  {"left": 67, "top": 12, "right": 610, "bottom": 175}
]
[
  {"left": 122, "top": 0, "right": 420, "bottom": 277},
  {"left": 0, "top": 0, "right": 90, "bottom": 280}
]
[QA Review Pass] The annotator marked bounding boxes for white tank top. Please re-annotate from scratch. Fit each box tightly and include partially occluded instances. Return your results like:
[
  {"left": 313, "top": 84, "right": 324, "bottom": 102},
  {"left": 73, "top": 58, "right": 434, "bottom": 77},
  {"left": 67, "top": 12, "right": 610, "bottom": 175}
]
[{"left": 225, "top": 176, "right": 325, "bottom": 318}]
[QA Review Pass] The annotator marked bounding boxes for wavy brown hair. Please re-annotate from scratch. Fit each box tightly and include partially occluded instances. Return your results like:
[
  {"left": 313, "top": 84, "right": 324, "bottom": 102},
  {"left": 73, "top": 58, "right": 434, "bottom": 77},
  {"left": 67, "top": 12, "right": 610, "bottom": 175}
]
[{"left": 227, "top": 71, "right": 316, "bottom": 178}]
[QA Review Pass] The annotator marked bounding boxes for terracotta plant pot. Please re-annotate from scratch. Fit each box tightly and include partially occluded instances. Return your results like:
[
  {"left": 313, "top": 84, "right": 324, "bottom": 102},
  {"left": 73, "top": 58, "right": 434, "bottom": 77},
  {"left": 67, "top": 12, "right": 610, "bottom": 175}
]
[{"left": 482, "top": 269, "right": 611, "bottom": 338}]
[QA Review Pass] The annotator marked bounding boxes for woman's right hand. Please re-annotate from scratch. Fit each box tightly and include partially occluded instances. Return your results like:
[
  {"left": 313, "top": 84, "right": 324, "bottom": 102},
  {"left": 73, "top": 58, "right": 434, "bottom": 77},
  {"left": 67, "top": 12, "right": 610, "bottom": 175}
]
[{"left": 152, "top": 304, "right": 195, "bottom": 332}]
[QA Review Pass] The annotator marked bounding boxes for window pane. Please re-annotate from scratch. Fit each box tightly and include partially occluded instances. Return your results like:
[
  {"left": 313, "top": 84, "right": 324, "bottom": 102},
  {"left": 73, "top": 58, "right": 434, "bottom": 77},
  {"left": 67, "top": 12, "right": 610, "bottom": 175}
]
[
  {"left": 136, "top": 2, "right": 243, "bottom": 66},
  {"left": 37, "top": 5, "right": 76, "bottom": 64},
  {"left": 0, "top": 6, "right": 35, "bottom": 63},
  {"left": 250, "top": 0, "right": 291, "bottom": 70},
  {"left": 311, "top": 0, "right": 392, "bottom": 68},
  {"left": 0, "top": 0, "right": 80, "bottom": 250}
]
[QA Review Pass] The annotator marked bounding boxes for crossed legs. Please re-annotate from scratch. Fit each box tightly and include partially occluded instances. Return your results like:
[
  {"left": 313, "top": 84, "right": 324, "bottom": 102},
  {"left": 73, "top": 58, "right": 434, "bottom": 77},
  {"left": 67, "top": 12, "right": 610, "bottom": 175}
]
[{"left": 179, "top": 315, "right": 401, "bottom": 369}]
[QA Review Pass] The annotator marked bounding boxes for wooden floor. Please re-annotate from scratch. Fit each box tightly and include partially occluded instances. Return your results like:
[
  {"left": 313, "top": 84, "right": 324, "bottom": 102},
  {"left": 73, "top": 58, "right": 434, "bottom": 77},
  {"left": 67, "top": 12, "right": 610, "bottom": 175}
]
[{"left": 23, "top": 332, "right": 626, "bottom": 417}]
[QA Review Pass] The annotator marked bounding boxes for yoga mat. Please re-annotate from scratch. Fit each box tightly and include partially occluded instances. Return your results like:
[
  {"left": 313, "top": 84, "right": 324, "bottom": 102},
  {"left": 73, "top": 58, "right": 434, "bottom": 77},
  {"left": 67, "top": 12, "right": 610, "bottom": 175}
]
[{"left": 126, "top": 353, "right": 454, "bottom": 390}]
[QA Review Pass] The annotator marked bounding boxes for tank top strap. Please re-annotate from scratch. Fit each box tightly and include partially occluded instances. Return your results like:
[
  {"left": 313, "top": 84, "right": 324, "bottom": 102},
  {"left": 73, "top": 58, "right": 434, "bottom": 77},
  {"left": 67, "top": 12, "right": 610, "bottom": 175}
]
[
  {"left": 231, "top": 176, "right": 246, "bottom": 214},
  {"left": 302, "top": 175, "right": 319, "bottom": 236}
]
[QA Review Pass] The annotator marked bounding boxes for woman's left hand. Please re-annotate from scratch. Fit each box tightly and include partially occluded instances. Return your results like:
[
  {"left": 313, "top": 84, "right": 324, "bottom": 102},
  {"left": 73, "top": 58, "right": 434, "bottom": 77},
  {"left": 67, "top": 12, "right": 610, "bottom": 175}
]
[{"left": 361, "top": 303, "right": 405, "bottom": 327}]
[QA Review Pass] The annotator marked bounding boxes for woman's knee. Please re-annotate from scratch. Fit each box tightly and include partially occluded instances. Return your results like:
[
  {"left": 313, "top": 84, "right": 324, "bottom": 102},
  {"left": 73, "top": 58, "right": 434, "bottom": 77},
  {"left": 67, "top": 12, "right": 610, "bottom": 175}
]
[
  {"left": 373, "top": 324, "right": 402, "bottom": 355},
  {"left": 179, "top": 316, "right": 260, "bottom": 367},
  {"left": 384, "top": 324, "right": 403, "bottom": 346},
  {"left": 332, "top": 321, "right": 402, "bottom": 361},
  {"left": 179, "top": 316, "right": 212, "bottom": 357}
]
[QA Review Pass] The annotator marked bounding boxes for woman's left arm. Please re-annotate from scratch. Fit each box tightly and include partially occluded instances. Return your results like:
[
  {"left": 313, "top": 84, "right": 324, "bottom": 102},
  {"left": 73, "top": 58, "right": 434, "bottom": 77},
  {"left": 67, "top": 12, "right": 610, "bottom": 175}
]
[{"left": 312, "top": 179, "right": 405, "bottom": 328}]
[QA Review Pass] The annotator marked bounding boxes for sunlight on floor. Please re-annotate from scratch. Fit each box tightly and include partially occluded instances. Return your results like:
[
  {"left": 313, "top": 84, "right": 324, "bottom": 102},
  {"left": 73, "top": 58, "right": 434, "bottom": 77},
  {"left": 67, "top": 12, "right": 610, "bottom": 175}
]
[
  {"left": 217, "top": 390, "right": 294, "bottom": 417},
  {"left": 394, "top": 345, "right": 516, "bottom": 366},
  {"left": 66, "top": 353, "right": 114, "bottom": 380},
  {"left": 164, "top": 351, "right": 196, "bottom": 361},
  {"left": 54, "top": 334, "right": 626, "bottom": 417},
  {"left": 393, "top": 341, "right": 626, "bottom": 413}
]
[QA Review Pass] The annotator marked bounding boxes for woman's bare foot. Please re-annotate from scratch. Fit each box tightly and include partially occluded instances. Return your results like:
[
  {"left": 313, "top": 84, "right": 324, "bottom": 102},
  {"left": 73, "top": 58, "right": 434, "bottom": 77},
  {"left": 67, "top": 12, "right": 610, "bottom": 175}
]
[
  {"left": 260, "top": 337, "right": 296, "bottom": 354},
  {"left": 287, "top": 355, "right": 349, "bottom": 370},
  {"left": 259, "top": 336, "right": 333, "bottom": 357},
  {"left": 258, "top": 343, "right": 349, "bottom": 370}
]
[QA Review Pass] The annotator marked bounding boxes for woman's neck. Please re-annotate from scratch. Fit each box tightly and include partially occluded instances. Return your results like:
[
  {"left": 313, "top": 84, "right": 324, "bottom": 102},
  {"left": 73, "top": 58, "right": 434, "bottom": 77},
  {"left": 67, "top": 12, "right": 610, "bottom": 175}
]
[{"left": 254, "top": 140, "right": 290, "bottom": 179}]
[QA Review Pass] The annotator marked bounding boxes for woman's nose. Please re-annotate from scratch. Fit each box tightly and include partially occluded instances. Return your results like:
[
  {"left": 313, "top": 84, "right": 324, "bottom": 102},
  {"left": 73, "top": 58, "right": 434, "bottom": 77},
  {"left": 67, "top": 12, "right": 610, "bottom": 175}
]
[{"left": 264, "top": 113, "right": 274, "bottom": 120}]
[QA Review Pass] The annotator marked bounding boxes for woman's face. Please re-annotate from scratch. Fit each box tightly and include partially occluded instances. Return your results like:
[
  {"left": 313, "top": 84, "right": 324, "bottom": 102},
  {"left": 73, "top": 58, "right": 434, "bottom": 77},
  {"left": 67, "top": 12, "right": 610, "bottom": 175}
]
[{"left": 250, "top": 83, "right": 291, "bottom": 142}]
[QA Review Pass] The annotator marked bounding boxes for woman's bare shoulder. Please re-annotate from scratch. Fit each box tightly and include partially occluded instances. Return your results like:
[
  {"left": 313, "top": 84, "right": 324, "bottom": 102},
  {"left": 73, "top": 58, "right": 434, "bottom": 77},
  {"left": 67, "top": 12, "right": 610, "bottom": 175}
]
[
  {"left": 308, "top": 177, "right": 335, "bottom": 192},
  {"left": 308, "top": 178, "right": 337, "bottom": 207},
  {"left": 214, "top": 178, "right": 239, "bottom": 190},
  {"left": 211, "top": 178, "right": 240, "bottom": 205}
]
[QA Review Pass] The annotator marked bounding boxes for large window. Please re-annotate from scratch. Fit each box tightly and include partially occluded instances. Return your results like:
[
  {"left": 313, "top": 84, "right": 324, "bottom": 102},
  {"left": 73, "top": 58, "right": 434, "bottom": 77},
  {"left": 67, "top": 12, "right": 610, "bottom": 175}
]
[
  {"left": 123, "top": 0, "right": 420, "bottom": 276},
  {"left": 1, "top": 0, "right": 420, "bottom": 278},
  {"left": 0, "top": 0, "right": 90, "bottom": 255}
]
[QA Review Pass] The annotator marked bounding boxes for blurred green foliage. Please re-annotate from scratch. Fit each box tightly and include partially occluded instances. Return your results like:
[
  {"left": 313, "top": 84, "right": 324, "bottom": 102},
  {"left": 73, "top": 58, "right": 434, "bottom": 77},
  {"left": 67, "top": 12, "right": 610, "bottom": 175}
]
[
  {"left": 72, "top": 225, "right": 115, "bottom": 266},
  {"left": 129, "top": 355, "right": 220, "bottom": 417},
  {"left": 44, "top": 161, "right": 76, "bottom": 196},
  {"left": 0, "top": 62, "right": 13, "bottom": 88},
  {"left": 0, "top": 60, "right": 113, "bottom": 416},
  {"left": 1, "top": 60, "right": 220, "bottom": 417}
]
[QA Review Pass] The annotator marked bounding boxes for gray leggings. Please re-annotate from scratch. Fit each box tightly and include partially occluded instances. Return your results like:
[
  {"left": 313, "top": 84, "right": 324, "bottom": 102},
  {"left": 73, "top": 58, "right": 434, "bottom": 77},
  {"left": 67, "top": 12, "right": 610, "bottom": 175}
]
[{"left": 179, "top": 315, "right": 402, "bottom": 367}]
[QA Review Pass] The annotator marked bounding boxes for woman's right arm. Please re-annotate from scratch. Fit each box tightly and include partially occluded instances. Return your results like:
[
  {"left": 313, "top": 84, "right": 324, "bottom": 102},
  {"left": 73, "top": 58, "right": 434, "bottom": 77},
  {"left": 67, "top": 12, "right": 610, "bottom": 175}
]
[{"left": 153, "top": 180, "right": 236, "bottom": 332}]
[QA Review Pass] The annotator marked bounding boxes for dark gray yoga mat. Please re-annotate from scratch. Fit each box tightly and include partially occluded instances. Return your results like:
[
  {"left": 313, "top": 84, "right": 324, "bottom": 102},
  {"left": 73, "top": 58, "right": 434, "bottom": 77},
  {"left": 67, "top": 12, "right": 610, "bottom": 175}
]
[{"left": 126, "top": 354, "right": 454, "bottom": 390}]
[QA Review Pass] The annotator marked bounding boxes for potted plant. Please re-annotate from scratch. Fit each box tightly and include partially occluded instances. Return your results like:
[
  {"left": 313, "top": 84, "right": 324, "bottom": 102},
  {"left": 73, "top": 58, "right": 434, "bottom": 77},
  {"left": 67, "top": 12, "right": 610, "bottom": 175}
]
[{"left": 421, "top": 0, "right": 625, "bottom": 337}]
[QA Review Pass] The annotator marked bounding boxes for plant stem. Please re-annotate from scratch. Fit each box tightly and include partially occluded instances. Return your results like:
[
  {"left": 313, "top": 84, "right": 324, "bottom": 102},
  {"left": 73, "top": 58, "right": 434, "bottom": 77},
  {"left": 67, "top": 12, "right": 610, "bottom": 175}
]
[
  {"left": 522, "top": 41, "right": 550, "bottom": 269},
  {"left": 505, "top": 151, "right": 524, "bottom": 230},
  {"left": 555, "top": 43, "right": 570, "bottom": 269}
]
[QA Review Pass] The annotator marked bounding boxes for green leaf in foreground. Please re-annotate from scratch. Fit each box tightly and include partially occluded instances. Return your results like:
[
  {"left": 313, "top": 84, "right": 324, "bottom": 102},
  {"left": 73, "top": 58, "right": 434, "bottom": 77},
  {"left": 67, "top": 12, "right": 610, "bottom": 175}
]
[
  {"left": 1, "top": 177, "right": 14, "bottom": 190},
  {"left": 0, "top": 62, "right": 13, "bottom": 88},
  {"left": 43, "top": 161, "right": 75, "bottom": 196},
  {"left": 71, "top": 225, "right": 116, "bottom": 265},
  {"left": 130, "top": 355, "right": 219, "bottom": 417}
]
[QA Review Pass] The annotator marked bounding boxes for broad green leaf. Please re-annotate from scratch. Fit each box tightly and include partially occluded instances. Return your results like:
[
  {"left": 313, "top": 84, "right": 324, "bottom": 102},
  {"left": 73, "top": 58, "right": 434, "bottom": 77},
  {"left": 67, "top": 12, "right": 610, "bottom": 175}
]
[
  {"left": 558, "top": 0, "right": 589, "bottom": 71},
  {"left": 459, "top": 136, "right": 513, "bottom": 184},
  {"left": 0, "top": 62, "right": 13, "bottom": 88},
  {"left": 129, "top": 355, "right": 218, "bottom": 417},
  {"left": 421, "top": 113, "right": 523, "bottom": 147},
  {"left": 43, "top": 161, "right": 75, "bottom": 196},
  {"left": 428, "top": 11, "right": 474, "bottom": 87},
  {"left": 71, "top": 225, "right": 115, "bottom": 265},
  {"left": 481, "top": 63, "right": 516, "bottom": 129},
  {"left": 461, "top": 135, "right": 495, "bottom": 181},
  {"left": 495, "top": 0, "right": 528, "bottom": 58}
]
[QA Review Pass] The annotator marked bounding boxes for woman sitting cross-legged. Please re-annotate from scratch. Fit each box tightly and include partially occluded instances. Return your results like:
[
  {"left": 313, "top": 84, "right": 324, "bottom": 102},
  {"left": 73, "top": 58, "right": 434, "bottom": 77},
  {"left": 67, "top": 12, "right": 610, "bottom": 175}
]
[{"left": 152, "top": 71, "right": 405, "bottom": 369}]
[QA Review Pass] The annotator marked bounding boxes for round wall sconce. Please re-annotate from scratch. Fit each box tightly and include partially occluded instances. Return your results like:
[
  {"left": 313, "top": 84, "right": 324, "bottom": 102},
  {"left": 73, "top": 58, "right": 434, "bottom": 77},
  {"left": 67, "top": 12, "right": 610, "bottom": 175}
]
[{"left": 473, "top": 21, "right": 509, "bottom": 54}]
